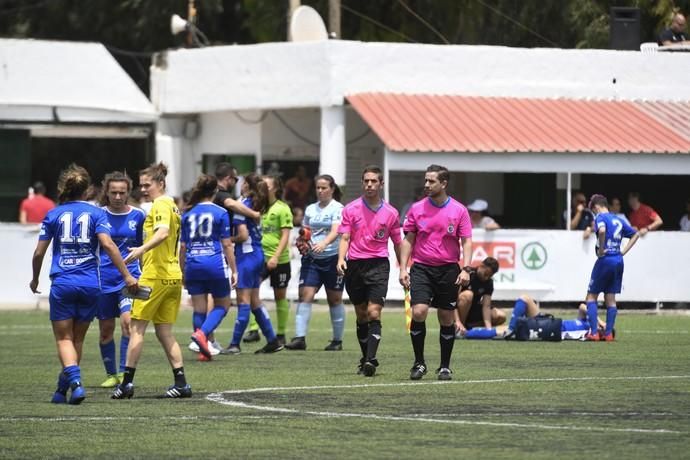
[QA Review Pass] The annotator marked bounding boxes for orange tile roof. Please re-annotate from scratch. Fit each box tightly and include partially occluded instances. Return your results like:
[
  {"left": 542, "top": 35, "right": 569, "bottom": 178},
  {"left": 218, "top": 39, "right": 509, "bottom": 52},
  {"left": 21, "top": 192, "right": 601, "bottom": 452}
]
[{"left": 347, "top": 93, "right": 690, "bottom": 154}]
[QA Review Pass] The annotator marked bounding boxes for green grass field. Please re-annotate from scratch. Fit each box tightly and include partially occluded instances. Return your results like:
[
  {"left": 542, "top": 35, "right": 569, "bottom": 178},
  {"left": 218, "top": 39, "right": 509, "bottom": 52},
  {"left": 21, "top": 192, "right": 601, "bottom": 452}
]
[{"left": 0, "top": 307, "right": 689, "bottom": 459}]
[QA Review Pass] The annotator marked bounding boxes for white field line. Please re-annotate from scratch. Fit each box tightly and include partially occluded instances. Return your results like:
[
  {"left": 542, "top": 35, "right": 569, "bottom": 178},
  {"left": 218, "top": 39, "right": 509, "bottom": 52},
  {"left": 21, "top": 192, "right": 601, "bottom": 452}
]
[
  {"left": 206, "top": 374, "right": 690, "bottom": 435},
  {"left": 0, "top": 415, "right": 282, "bottom": 422}
]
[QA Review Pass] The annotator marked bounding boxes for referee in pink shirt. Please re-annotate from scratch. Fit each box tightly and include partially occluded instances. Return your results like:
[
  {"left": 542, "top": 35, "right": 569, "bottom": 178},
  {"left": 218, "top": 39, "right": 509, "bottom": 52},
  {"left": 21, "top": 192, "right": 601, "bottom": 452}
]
[
  {"left": 399, "top": 165, "right": 472, "bottom": 381},
  {"left": 337, "top": 165, "right": 402, "bottom": 377}
]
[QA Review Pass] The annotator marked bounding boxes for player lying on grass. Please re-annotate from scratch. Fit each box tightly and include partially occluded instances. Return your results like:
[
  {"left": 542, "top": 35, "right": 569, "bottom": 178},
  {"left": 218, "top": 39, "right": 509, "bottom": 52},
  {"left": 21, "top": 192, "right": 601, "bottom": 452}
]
[{"left": 460, "top": 294, "right": 608, "bottom": 340}]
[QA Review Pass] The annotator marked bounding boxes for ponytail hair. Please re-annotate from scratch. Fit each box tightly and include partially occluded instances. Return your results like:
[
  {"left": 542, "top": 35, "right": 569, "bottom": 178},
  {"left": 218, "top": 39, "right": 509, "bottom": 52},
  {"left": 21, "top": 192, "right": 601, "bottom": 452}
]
[
  {"left": 315, "top": 174, "right": 342, "bottom": 202},
  {"left": 139, "top": 161, "right": 168, "bottom": 188},
  {"left": 57, "top": 164, "right": 91, "bottom": 203},
  {"left": 186, "top": 174, "right": 218, "bottom": 210},
  {"left": 100, "top": 171, "right": 133, "bottom": 206},
  {"left": 244, "top": 172, "right": 269, "bottom": 213}
]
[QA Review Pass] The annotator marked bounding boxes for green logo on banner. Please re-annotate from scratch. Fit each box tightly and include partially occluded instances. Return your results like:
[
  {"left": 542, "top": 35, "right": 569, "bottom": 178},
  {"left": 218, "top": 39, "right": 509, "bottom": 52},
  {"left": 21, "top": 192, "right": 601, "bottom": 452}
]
[{"left": 521, "top": 242, "right": 547, "bottom": 270}]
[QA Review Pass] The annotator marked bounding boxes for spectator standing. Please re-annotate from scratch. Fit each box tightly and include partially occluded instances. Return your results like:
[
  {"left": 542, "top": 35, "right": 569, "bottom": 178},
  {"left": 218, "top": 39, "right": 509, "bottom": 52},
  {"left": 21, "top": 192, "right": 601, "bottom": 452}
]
[
  {"left": 19, "top": 181, "right": 55, "bottom": 224},
  {"left": 563, "top": 191, "right": 594, "bottom": 238},
  {"left": 284, "top": 165, "right": 312, "bottom": 210},
  {"left": 627, "top": 192, "right": 663, "bottom": 234},
  {"left": 679, "top": 198, "right": 690, "bottom": 232},
  {"left": 609, "top": 197, "right": 631, "bottom": 226},
  {"left": 658, "top": 12, "right": 689, "bottom": 46},
  {"left": 466, "top": 199, "right": 500, "bottom": 230}
]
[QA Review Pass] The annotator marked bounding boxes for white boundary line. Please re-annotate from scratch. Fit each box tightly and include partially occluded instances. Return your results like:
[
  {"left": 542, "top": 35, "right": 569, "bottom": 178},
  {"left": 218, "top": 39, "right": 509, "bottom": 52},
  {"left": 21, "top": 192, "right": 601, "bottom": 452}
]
[{"left": 206, "top": 375, "right": 690, "bottom": 435}]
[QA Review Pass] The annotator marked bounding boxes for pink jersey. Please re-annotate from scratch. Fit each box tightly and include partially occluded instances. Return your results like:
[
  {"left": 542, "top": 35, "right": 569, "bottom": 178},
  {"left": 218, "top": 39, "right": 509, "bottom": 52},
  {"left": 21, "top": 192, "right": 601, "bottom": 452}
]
[
  {"left": 338, "top": 198, "right": 402, "bottom": 260},
  {"left": 403, "top": 197, "right": 472, "bottom": 266}
]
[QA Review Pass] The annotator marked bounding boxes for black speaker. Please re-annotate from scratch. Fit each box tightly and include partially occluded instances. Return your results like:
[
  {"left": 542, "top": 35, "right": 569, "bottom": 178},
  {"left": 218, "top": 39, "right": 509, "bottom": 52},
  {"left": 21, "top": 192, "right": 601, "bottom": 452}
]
[{"left": 610, "top": 7, "right": 640, "bottom": 50}]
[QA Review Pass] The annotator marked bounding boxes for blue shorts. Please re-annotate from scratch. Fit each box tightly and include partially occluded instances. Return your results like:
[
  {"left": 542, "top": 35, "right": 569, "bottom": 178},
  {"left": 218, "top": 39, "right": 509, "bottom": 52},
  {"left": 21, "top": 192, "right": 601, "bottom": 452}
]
[
  {"left": 588, "top": 255, "right": 624, "bottom": 295},
  {"left": 237, "top": 251, "right": 264, "bottom": 289},
  {"left": 97, "top": 291, "right": 133, "bottom": 320},
  {"left": 299, "top": 255, "right": 344, "bottom": 291},
  {"left": 49, "top": 284, "right": 101, "bottom": 322},
  {"left": 186, "top": 278, "right": 231, "bottom": 298},
  {"left": 561, "top": 319, "right": 588, "bottom": 332}
]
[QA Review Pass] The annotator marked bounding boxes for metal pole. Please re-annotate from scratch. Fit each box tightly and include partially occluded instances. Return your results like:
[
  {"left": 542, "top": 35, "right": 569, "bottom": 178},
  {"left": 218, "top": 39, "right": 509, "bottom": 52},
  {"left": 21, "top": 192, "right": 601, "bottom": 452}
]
[
  {"left": 566, "top": 171, "right": 572, "bottom": 231},
  {"left": 329, "top": 0, "right": 341, "bottom": 38}
]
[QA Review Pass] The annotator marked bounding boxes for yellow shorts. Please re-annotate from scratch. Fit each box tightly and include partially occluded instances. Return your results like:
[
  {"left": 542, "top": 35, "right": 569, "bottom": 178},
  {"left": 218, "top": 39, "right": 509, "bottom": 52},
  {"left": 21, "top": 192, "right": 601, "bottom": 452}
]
[{"left": 131, "top": 278, "right": 182, "bottom": 324}]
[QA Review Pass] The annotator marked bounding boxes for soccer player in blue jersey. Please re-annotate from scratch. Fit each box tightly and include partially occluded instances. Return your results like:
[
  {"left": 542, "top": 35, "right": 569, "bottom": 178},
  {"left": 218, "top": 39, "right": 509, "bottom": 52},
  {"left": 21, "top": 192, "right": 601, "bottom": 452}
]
[
  {"left": 584, "top": 194, "right": 640, "bottom": 341},
  {"left": 181, "top": 174, "right": 238, "bottom": 361},
  {"left": 97, "top": 171, "right": 145, "bottom": 388},
  {"left": 221, "top": 173, "right": 283, "bottom": 354},
  {"left": 30, "top": 164, "right": 138, "bottom": 404},
  {"left": 285, "top": 175, "right": 346, "bottom": 351}
]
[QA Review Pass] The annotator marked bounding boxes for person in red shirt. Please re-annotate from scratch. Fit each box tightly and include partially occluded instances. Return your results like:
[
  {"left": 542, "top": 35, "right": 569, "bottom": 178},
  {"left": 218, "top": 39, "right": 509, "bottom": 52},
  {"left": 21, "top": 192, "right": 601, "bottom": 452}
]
[
  {"left": 19, "top": 182, "right": 55, "bottom": 224},
  {"left": 627, "top": 192, "right": 663, "bottom": 235}
]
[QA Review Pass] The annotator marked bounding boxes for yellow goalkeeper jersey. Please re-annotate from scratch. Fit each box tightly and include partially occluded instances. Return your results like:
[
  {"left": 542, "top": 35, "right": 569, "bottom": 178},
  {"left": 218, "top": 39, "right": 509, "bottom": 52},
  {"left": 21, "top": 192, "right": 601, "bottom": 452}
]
[{"left": 141, "top": 195, "right": 182, "bottom": 279}]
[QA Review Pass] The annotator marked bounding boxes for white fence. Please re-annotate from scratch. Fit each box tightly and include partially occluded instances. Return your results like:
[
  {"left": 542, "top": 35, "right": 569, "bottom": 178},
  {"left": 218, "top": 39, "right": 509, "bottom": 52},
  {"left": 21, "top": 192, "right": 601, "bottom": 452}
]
[{"left": 5, "top": 224, "right": 689, "bottom": 308}]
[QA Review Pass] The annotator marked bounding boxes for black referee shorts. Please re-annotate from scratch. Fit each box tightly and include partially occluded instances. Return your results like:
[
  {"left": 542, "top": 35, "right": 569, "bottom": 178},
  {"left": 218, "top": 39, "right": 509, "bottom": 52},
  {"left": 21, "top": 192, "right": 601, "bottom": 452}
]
[
  {"left": 344, "top": 258, "right": 390, "bottom": 307},
  {"left": 410, "top": 262, "right": 460, "bottom": 310},
  {"left": 261, "top": 262, "right": 291, "bottom": 289}
]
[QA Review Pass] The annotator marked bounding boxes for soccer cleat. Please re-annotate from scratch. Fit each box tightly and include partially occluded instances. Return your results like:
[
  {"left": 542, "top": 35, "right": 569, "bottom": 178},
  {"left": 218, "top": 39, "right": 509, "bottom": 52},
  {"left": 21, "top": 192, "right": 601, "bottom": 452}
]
[
  {"left": 585, "top": 332, "right": 601, "bottom": 342},
  {"left": 164, "top": 384, "right": 192, "bottom": 399},
  {"left": 276, "top": 334, "right": 286, "bottom": 346},
  {"left": 191, "top": 329, "right": 212, "bottom": 359},
  {"left": 68, "top": 382, "right": 86, "bottom": 405},
  {"left": 356, "top": 357, "right": 366, "bottom": 375},
  {"left": 188, "top": 341, "right": 200, "bottom": 353},
  {"left": 51, "top": 390, "right": 67, "bottom": 404},
  {"left": 112, "top": 382, "right": 135, "bottom": 399},
  {"left": 285, "top": 336, "right": 307, "bottom": 350},
  {"left": 100, "top": 374, "right": 121, "bottom": 388},
  {"left": 602, "top": 332, "right": 615, "bottom": 342},
  {"left": 362, "top": 361, "right": 377, "bottom": 377},
  {"left": 437, "top": 367, "right": 453, "bottom": 381},
  {"left": 410, "top": 362, "right": 428, "bottom": 381},
  {"left": 220, "top": 344, "right": 241, "bottom": 355},
  {"left": 242, "top": 330, "right": 261, "bottom": 343},
  {"left": 198, "top": 353, "right": 211, "bottom": 362},
  {"left": 255, "top": 340, "right": 284, "bottom": 354},
  {"left": 209, "top": 340, "right": 222, "bottom": 356},
  {"left": 324, "top": 340, "right": 343, "bottom": 351}
]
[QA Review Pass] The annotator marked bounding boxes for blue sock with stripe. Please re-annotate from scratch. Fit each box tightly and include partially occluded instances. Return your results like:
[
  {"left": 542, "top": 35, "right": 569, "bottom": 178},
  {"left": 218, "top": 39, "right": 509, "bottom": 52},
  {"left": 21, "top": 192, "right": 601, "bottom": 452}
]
[
  {"left": 509, "top": 298, "right": 528, "bottom": 330},
  {"left": 295, "top": 302, "right": 312, "bottom": 337},
  {"left": 605, "top": 306, "right": 617, "bottom": 335},
  {"left": 586, "top": 301, "right": 599, "bottom": 333},
  {"left": 253, "top": 306, "right": 277, "bottom": 343},
  {"left": 119, "top": 336, "right": 130, "bottom": 373},
  {"left": 99, "top": 340, "right": 117, "bottom": 375},
  {"left": 329, "top": 304, "right": 346, "bottom": 341},
  {"left": 231, "top": 304, "right": 251, "bottom": 346},
  {"left": 202, "top": 306, "right": 228, "bottom": 336},
  {"left": 193, "top": 312, "right": 206, "bottom": 331},
  {"left": 63, "top": 365, "right": 81, "bottom": 387},
  {"left": 464, "top": 328, "right": 497, "bottom": 339}
]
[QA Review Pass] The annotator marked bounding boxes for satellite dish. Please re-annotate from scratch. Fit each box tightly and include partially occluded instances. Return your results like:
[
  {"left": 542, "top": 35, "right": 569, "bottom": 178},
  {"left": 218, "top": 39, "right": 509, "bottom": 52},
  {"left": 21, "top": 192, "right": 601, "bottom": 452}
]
[
  {"left": 171, "top": 14, "right": 189, "bottom": 35},
  {"left": 289, "top": 6, "right": 328, "bottom": 42}
]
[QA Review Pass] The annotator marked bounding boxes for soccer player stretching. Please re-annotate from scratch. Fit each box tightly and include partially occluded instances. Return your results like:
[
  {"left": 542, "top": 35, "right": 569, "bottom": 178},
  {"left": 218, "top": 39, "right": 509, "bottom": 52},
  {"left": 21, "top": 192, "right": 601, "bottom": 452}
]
[
  {"left": 182, "top": 175, "right": 238, "bottom": 361},
  {"left": 30, "top": 164, "right": 137, "bottom": 404},
  {"left": 399, "top": 164, "right": 472, "bottom": 381},
  {"left": 585, "top": 194, "right": 640, "bottom": 341},
  {"left": 97, "top": 171, "right": 146, "bottom": 388},
  {"left": 113, "top": 162, "right": 191, "bottom": 399},
  {"left": 337, "top": 165, "right": 402, "bottom": 377}
]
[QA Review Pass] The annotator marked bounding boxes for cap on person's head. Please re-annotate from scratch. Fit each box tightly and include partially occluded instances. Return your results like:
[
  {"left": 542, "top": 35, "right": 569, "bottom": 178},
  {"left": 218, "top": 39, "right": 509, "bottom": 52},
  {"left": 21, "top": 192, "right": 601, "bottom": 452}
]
[{"left": 467, "top": 199, "right": 488, "bottom": 212}]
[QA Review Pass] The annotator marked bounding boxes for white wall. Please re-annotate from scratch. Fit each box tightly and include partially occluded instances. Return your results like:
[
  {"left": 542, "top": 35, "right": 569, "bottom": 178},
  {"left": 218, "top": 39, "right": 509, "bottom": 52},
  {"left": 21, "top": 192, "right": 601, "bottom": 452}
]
[{"left": 153, "top": 40, "right": 690, "bottom": 114}]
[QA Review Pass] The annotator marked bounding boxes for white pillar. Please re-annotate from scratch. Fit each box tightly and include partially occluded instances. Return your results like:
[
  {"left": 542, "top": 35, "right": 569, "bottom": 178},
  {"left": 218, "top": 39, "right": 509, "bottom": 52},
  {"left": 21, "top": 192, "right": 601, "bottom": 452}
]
[
  {"left": 319, "top": 105, "right": 346, "bottom": 185},
  {"left": 155, "top": 133, "right": 182, "bottom": 198}
]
